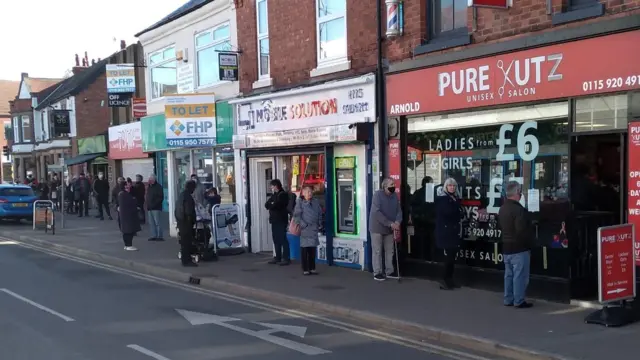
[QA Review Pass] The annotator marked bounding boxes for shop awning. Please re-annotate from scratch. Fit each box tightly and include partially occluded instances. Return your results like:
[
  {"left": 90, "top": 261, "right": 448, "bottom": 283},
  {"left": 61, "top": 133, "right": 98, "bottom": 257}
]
[{"left": 63, "top": 153, "right": 106, "bottom": 166}]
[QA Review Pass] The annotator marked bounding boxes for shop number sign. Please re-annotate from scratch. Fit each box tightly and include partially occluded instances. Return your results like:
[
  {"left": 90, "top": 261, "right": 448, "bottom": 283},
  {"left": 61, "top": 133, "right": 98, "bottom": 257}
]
[{"left": 597, "top": 224, "right": 635, "bottom": 304}]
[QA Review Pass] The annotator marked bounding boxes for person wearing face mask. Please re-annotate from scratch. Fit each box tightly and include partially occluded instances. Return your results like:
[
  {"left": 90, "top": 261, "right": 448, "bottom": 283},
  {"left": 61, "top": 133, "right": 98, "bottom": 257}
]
[
  {"left": 93, "top": 172, "right": 112, "bottom": 220},
  {"left": 368, "top": 178, "right": 402, "bottom": 281},
  {"left": 175, "top": 180, "right": 198, "bottom": 267},
  {"left": 264, "top": 179, "right": 291, "bottom": 265},
  {"left": 498, "top": 181, "right": 534, "bottom": 308},
  {"left": 435, "top": 178, "right": 463, "bottom": 290},
  {"left": 117, "top": 181, "right": 140, "bottom": 251}
]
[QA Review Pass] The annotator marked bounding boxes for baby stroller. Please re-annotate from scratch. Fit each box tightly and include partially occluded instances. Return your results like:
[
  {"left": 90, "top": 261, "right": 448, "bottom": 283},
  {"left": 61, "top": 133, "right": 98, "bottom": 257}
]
[{"left": 177, "top": 205, "right": 218, "bottom": 263}]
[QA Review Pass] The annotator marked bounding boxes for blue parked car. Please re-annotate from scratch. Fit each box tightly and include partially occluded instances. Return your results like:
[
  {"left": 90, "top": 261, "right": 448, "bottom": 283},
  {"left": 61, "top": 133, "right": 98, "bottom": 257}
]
[{"left": 0, "top": 184, "right": 37, "bottom": 222}]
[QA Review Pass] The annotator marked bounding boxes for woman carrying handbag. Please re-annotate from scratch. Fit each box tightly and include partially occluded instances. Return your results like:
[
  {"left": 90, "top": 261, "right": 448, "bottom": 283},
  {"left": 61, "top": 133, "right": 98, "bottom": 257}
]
[{"left": 291, "top": 185, "right": 323, "bottom": 275}]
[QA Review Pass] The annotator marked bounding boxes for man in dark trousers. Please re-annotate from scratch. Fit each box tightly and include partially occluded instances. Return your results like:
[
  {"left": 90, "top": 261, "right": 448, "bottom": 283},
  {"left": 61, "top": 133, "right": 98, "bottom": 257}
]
[
  {"left": 76, "top": 173, "right": 91, "bottom": 217},
  {"left": 498, "top": 181, "right": 534, "bottom": 309},
  {"left": 264, "top": 179, "right": 291, "bottom": 266},
  {"left": 93, "top": 172, "right": 112, "bottom": 220},
  {"left": 145, "top": 174, "right": 165, "bottom": 241},
  {"left": 132, "top": 174, "right": 146, "bottom": 224},
  {"left": 175, "top": 180, "right": 197, "bottom": 267}
]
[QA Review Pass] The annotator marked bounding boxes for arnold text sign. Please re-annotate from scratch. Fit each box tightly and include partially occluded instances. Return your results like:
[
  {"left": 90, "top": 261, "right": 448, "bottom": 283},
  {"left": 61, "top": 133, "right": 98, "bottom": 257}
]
[{"left": 386, "top": 30, "right": 640, "bottom": 115}]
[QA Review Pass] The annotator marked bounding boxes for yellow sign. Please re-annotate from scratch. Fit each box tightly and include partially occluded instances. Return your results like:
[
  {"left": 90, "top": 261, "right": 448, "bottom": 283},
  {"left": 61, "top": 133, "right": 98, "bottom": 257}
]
[{"left": 335, "top": 157, "right": 355, "bottom": 169}]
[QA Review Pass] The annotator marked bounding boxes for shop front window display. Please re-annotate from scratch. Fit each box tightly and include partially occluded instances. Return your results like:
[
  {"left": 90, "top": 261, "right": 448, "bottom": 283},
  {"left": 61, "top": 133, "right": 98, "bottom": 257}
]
[
  {"left": 406, "top": 113, "right": 570, "bottom": 276},
  {"left": 280, "top": 154, "right": 326, "bottom": 233}
]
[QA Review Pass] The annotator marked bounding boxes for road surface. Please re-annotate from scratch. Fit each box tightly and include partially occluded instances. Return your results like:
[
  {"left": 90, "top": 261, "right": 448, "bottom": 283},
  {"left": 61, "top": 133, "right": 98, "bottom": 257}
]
[{"left": 0, "top": 241, "right": 492, "bottom": 360}]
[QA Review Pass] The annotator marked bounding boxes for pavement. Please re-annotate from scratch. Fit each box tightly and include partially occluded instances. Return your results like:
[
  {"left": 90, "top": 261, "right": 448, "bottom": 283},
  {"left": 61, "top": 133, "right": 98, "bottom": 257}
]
[
  {"left": 1, "top": 212, "right": 640, "bottom": 360},
  {"left": 0, "top": 244, "right": 471, "bottom": 360}
]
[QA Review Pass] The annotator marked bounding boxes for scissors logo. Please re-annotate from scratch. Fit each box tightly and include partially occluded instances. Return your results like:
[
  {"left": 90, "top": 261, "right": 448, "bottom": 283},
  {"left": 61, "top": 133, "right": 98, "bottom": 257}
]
[{"left": 497, "top": 59, "right": 515, "bottom": 99}]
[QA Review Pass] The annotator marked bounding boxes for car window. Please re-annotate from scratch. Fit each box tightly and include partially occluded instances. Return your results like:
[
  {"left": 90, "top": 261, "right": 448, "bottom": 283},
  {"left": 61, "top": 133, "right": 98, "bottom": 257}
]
[{"left": 0, "top": 188, "right": 35, "bottom": 197}]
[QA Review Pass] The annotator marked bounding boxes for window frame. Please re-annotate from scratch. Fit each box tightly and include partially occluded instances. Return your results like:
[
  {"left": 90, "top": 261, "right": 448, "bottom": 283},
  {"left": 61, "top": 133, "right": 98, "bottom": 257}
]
[
  {"left": 195, "top": 22, "right": 232, "bottom": 88},
  {"left": 256, "top": 0, "right": 270, "bottom": 79},
  {"left": 12, "top": 116, "right": 20, "bottom": 143},
  {"left": 428, "top": 0, "right": 469, "bottom": 41},
  {"left": 148, "top": 45, "right": 177, "bottom": 100},
  {"left": 315, "top": 0, "right": 348, "bottom": 67},
  {"left": 21, "top": 115, "right": 30, "bottom": 143}
]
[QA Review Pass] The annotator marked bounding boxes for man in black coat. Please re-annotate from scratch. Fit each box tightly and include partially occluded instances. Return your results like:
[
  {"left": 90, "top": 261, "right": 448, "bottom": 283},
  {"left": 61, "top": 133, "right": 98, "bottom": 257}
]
[
  {"left": 93, "top": 172, "right": 112, "bottom": 220},
  {"left": 133, "top": 174, "right": 146, "bottom": 224},
  {"left": 175, "top": 180, "right": 197, "bottom": 267},
  {"left": 76, "top": 173, "right": 91, "bottom": 217},
  {"left": 264, "top": 179, "right": 291, "bottom": 266},
  {"left": 145, "top": 174, "right": 165, "bottom": 241}
]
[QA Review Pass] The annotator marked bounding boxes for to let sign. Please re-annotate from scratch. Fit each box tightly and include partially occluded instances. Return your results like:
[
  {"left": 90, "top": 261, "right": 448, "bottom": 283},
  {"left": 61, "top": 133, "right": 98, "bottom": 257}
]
[
  {"left": 627, "top": 121, "right": 640, "bottom": 266},
  {"left": 597, "top": 224, "right": 636, "bottom": 304}
]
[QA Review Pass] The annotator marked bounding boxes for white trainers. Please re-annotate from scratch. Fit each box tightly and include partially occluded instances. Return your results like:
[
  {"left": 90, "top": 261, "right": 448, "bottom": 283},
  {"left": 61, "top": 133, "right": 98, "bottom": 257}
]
[{"left": 125, "top": 246, "right": 138, "bottom": 251}]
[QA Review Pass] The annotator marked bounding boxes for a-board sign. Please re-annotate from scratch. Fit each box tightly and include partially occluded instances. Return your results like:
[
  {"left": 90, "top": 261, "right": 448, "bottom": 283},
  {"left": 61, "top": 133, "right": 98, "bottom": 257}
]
[
  {"left": 597, "top": 224, "right": 635, "bottom": 304},
  {"left": 33, "top": 200, "right": 55, "bottom": 234}
]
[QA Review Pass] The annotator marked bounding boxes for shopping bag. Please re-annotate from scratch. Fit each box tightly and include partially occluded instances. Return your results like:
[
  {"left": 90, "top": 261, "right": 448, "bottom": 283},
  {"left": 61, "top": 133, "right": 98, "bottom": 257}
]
[{"left": 288, "top": 220, "right": 301, "bottom": 236}]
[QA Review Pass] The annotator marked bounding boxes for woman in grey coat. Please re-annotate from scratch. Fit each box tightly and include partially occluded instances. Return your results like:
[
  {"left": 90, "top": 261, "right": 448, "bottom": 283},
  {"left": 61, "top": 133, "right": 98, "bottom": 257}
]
[{"left": 292, "top": 185, "right": 323, "bottom": 275}]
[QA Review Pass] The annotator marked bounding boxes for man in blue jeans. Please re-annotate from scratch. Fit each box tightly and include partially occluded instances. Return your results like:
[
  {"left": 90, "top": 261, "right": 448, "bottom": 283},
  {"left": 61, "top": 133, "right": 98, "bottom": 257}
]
[
  {"left": 498, "top": 181, "right": 533, "bottom": 309},
  {"left": 145, "top": 174, "right": 165, "bottom": 241}
]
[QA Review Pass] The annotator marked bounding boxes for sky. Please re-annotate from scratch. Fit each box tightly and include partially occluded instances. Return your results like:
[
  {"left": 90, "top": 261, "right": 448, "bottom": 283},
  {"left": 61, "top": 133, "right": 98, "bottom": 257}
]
[{"left": 0, "top": 0, "right": 189, "bottom": 81}]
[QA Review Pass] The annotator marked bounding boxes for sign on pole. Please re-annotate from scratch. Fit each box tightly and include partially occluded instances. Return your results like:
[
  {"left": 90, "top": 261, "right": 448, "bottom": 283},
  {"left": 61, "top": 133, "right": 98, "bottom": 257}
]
[
  {"left": 597, "top": 224, "right": 635, "bottom": 304},
  {"left": 106, "top": 64, "right": 136, "bottom": 93}
]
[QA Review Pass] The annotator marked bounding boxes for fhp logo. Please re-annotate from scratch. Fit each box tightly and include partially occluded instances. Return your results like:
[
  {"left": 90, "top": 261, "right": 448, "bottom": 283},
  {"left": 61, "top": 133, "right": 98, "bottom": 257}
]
[{"left": 169, "top": 120, "right": 213, "bottom": 136}]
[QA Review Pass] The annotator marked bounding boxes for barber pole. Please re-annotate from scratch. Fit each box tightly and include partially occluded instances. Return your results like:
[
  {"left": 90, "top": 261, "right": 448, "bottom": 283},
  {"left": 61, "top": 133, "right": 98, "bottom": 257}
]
[{"left": 385, "top": 0, "right": 402, "bottom": 38}]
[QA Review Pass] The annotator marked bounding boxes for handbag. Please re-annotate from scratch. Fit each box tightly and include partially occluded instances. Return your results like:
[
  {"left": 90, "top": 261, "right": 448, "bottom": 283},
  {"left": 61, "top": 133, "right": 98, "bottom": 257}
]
[{"left": 289, "top": 220, "right": 301, "bottom": 236}]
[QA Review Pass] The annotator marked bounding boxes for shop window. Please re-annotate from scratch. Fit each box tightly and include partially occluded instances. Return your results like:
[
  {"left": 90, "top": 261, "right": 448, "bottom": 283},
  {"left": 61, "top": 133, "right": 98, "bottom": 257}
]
[
  {"left": 552, "top": 0, "right": 604, "bottom": 26},
  {"left": 195, "top": 23, "right": 232, "bottom": 87},
  {"left": 315, "top": 0, "right": 347, "bottom": 67},
  {"left": 406, "top": 104, "right": 571, "bottom": 275},
  {"left": 216, "top": 147, "right": 236, "bottom": 204},
  {"left": 149, "top": 46, "right": 177, "bottom": 99},
  {"left": 256, "top": 0, "right": 270, "bottom": 79},
  {"left": 574, "top": 95, "right": 629, "bottom": 132},
  {"left": 280, "top": 153, "right": 326, "bottom": 210}
]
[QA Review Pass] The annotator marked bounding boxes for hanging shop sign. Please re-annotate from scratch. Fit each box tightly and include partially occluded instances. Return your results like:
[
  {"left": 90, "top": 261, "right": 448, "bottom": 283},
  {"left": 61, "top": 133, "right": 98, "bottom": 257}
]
[
  {"left": 469, "top": 0, "right": 512, "bottom": 8},
  {"left": 596, "top": 224, "right": 635, "bottom": 304},
  {"left": 218, "top": 53, "right": 239, "bottom": 82},
  {"left": 164, "top": 93, "right": 216, "bottom": 148},
  {"left": 108, "top": 121, "right": 146, "bottom": 160},
  {"left": 627, "top": 121, "right": 640, "bottom": 266},
  {"left": 233, "top": 74, "right": 376, "bottom": 134},
  {"left": 233, "top": 124, "right": 357, "bottom": 149},
  {"left": 106, "top": 64, "right": 136, "bottom": 93},
  {"left": 132, "top": 98, "right": 147, "bottom": 118},
  {"left": 387, "top": 30, "right": 640, "bottom": 115},
  {"left": 108, "top": 93, "right": 132, "bottom": 107},
  {"left": 51, "top": 109, "right": 71, "bottom": 135}
]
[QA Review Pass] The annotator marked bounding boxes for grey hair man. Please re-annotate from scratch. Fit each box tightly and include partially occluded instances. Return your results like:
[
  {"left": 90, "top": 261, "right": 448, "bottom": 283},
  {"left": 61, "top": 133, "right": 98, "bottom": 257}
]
[
  {"left": 498, "top": 181, "right": 534, "bottom": 309},
  {"left": 368, "top": 178, "right": 402, "bottom": 281},
  {"left": 146, "top": 173, "right": 165, "bottom": 241}
]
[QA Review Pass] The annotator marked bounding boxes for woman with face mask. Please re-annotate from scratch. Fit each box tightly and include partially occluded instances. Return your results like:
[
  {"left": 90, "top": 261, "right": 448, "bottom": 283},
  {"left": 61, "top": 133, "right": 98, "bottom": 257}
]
[
  {"left": 368, "top": 178, "right": 402, "bottom": 281},
  {"left": 292, "top": 185, "right": 323, "bottom": 275},
  {"left": 435, "top": 178, "right": 463, "bottom": 290},
  {"left": 117, "top": 181, "right": 141, "bottom": 251}
]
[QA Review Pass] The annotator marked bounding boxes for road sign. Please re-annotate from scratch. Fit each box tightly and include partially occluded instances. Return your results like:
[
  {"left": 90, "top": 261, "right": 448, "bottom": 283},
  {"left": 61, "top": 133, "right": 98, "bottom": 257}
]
[
  {"left": 597, "top": 224, "right": 635, "bottom": 304},
  {"left": 176, "top": 309, "right": 330, "bottom": 355}
]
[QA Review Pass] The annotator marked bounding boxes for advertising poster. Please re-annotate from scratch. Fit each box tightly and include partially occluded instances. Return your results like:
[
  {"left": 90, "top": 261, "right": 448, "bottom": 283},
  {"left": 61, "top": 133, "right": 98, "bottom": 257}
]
[
  {"left": 317, "top": 238, "right": 363, "bottom": 269},
  {"left": 627, "top": 122, "right": 640, "bottom": 266},
  {"left": 597, "top": 224, "right": 635, "bottom": 304},
  {"left": 388, "top": 139, "right": 401, "bottom": 191},
  {"left": 212, "top": 204, "right": 242, "bottom": 250},
  {"left": 164, "top": 94, "right": 216, "bottom": 148}
]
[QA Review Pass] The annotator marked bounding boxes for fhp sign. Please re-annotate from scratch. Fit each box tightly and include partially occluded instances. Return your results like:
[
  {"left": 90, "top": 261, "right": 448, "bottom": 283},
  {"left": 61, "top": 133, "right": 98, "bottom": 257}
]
[
  {"left": 164, "top": 94, "right": 217, "bottom": 148},
  {"left": 108, "top": 93, "right": 132, "bottom": 107},
  {"left": 106, "top": 64, "right": 136, "bottom": 93}
]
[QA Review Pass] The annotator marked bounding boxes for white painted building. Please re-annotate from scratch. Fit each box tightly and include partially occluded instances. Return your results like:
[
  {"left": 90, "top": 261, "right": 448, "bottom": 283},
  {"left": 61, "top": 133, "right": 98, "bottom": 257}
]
[{"left": 136, "top": 0, "right": 240, "bottom": 237}]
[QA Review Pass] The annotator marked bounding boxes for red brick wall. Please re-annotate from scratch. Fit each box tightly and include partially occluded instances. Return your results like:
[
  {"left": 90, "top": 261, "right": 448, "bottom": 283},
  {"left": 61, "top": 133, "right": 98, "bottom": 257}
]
[
  {"left": 386, "top": 1, "right": 640, "bottom": 63},
  {"left": 75, "top": 72, "right": 109, "bottom": 140},
  {"left": 237, "top": 0, "right": 381, "bottom": 94}
]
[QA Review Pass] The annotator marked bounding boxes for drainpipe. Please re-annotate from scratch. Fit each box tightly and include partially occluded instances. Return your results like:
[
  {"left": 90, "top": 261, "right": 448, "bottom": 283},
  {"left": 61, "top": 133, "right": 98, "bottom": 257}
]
[{"left": 376, "top": 0, "right": 387, "bottom": 180}]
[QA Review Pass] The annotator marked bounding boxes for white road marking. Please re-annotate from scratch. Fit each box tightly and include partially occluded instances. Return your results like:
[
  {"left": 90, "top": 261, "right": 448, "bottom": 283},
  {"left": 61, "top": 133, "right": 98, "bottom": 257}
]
[
  {"left": 0, "top": 240, "right": 18, "bottom": 245},
  {"left": 126, "top": 344, "right": 172, "bottom": 360},
  {"left": 10, "top": 239, "right": 493, "bottom": 360},
  {"left": 0, "top": 288, "right": 75, "bottom": 322}
]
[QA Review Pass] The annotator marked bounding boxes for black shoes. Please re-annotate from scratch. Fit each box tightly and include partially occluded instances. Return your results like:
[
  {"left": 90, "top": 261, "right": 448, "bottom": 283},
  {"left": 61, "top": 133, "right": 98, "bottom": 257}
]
[
  {"left": 515, "top": 302, "right": 533, "bottom": 309},
  {"left": 279, "top": 260, "right": 291, "bottom": 266},
  {"left": 387, "top": 271, "right": 399, "bottom": 279},
  {"left": 373, "top": 274, "right": 385, "bottom": 281}
]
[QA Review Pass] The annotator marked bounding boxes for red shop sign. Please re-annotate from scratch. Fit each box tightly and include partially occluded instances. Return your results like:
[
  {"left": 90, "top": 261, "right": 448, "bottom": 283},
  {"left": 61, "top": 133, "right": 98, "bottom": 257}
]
[
  {"left": 628, "top": 121, "right": 640, "bottom": 266},
  {"left": 386, "top": 30, "right": 640, "bottom": 116},
  {"left": 597, "top": 224, "right": 636, "bottom": 304},
  {"left": 469, "top": 0, "right": 511, "bottom": 8},
  {"left": 132, "top": 98, "right": 147, "bottom": 118},
  {"left": 388, "top": 139, "right": 401, "bottom": 192}
]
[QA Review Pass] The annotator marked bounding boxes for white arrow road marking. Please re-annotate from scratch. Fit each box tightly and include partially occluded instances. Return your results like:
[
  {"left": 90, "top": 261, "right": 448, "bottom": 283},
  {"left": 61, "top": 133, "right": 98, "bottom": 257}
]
[
  {"left": 176, "top": 309, "right": 330, "bottom": 355},
  {"left": 255, "top": 322, "right": 308, "bottom": 338},
  {"left": 126, "top": 345, "right": 172, "bottom": 360},
  {"left": 0, "top": 288, "right": 74, "bottom": 322}
]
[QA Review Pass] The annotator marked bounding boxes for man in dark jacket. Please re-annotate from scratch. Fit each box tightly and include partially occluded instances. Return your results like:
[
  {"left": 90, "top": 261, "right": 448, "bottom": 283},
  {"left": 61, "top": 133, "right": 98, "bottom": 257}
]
[
  {"left": 175, "top": 180, "right": 197, "bottom": 267},
  {"left": 410, "top": 176, "right": 435, "bottom": 259},
  {"left": 133, "top": 174, "right": 146, "bottom": 224},
  {"left": 93, "top": 172, "right": 112, "bottom": 220},
  {"left": 146, "top": 174, "right": 165, "bottom": 241},
  {"left": 264, "top": 179, "right": 290, "bottom": 265},
  {"left": 498, "top": 181, "right": 533, "bottom": 309},
  {"left": 76, "top": 173, "right": 91, "bottom": 217}
]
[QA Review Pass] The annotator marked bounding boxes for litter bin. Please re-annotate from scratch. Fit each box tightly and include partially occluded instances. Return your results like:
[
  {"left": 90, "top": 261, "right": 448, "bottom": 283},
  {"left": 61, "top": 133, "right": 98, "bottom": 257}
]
[{"left": 287, "top": 232, "right": 300, "bottom": 260}]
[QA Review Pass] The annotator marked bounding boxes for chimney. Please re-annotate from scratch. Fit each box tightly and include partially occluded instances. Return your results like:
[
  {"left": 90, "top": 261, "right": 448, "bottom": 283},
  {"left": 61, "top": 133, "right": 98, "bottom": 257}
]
[
  {"left": 120, "top": 40, "right": 126, "bottom": 50},
  {"left": 91, "top": 59, "right": 96, "bottom": 65},
  {"left": 21, "top": 72, "right": 28, "bottom": 79},
  {"left": 72, "top": 67, "right": 87, "bottom": 75},
  {"left": 75, "top": 54, "right": 80, "bottom": 67},
  {"left": 84, "top": 51, "right": 89, "bottom": 67}
]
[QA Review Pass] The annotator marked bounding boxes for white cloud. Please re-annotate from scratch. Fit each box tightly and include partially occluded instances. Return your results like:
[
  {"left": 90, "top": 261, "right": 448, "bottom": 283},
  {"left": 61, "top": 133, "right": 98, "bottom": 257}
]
[{"left": 0, "top": 0, "right": 188, "bottom": 80}]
